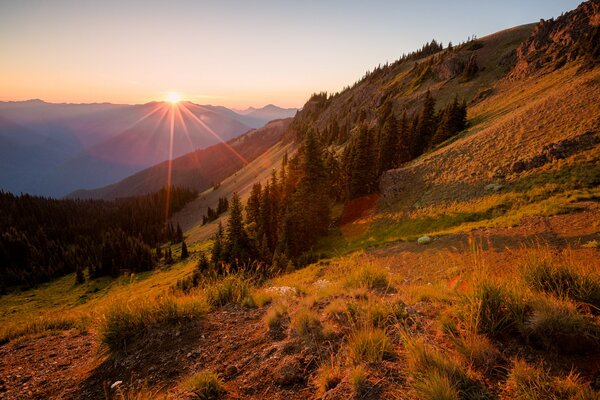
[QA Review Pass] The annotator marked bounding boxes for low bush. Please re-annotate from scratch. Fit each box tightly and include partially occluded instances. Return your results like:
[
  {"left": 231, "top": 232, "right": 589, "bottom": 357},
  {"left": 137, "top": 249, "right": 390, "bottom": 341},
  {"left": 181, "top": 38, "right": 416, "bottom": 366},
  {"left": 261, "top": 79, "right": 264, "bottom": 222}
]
[
  {"left": 453, "top": 333, "right": 500, "bottom": 372},
  {"left": 315, "top": 358, "right": 343, "bottom": 395},
  {"left": 264, "top": 303, "right": 288, "bottom": 332},
  {"left": 461, "top": 279, "right": 528, "bottom": 337}
]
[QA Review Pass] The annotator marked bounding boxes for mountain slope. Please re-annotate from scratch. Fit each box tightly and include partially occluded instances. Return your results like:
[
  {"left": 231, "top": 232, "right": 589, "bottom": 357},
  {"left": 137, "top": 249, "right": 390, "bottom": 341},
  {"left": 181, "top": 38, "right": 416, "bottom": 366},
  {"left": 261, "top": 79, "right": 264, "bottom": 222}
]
[{"left": 69, "top": 118, "right": 292, "bottom": 200}]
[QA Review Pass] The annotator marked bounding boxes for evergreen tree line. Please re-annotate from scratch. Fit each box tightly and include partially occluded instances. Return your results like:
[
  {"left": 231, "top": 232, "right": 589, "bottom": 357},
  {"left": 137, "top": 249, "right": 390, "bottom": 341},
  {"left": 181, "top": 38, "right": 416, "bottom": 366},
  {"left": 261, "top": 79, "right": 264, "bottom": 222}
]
[
  {"left": 341, "top": 92, "right": 467, "bottom": 199},
  {"left": 209, "top": 130, "right": 331, "bottom": 276},
  {"left": 201, "top": 197, "right": 229, "bottom": 225},
  {"left": 0, "top": 187, "right": 196, "bottom": 289}
]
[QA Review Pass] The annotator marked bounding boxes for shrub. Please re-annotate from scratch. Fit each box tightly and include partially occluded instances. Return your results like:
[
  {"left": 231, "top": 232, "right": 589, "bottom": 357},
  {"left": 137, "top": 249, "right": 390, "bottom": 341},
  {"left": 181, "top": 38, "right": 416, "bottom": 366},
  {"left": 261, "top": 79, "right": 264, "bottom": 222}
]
[
  {"left": 182, "top": 370, "right": 226, "bottom": 399},
  {"left": 345, "top": 263, "right": 391, "bottom": 291},
  {"left": 504, "top": 360, "right": 598, "bottom": 399},
  {"left": 347, "top": 327, "right": 395, "bottom": 364},
  {"left": 99, "top": 296, "right": 207, "bottom": 355},
  {"left": 290, "top": 308, "right": 323, "bottom": 339},
  {"left": 521, "top": 258, "right": 600, "bottom": 309},
  {"left": 113, "top": 383, "right": 164, "bottom": 400},
  {"left": 205, "top": 275, "right": 251, "bottom": 307}
]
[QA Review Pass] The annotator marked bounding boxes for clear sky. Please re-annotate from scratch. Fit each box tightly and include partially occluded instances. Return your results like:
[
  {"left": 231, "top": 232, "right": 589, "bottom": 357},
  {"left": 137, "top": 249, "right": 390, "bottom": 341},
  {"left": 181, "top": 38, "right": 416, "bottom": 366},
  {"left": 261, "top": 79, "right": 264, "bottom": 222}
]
[{"left": 0, "top": 0, "right": 580, "bottom": 108}]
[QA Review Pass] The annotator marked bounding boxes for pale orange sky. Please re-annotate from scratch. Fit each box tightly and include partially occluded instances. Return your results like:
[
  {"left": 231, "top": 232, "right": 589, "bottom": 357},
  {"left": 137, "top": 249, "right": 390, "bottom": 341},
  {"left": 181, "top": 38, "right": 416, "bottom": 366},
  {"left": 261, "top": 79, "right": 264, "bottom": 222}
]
[{"left": 0, "top": 0, "right": 578, "bottom": 108}]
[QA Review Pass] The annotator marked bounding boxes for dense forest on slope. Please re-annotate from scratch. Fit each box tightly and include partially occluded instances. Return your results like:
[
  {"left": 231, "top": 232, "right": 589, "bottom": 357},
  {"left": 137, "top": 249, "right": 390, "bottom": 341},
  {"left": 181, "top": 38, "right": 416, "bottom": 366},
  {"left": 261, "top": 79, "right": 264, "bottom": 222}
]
[{"left": 0, "top": 188, "right": 196, "bottom": 289}]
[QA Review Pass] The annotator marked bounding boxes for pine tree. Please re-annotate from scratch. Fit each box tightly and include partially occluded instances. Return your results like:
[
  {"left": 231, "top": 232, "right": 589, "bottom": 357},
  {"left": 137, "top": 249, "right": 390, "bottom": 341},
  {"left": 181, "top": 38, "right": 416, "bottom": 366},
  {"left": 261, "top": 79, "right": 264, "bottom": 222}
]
[
  {"left": 223, "top": 192, "right": 254, "bottom": 268},
  {"left": 211, "top": 221, "right": 224, "bottom": 265},
  {"left": 75, "top": 266, "right": 85, "bottom": 284},
  {"left": 378, "top": 113, "right": 399, "bottom": 174},
  {"left": 176, "top": 223, "right": 184, "bottom": 243},
  {"left": 395, "top": 112, "right": 412, "bottom": 165},
  {"left": 196, "top": 252, "right": 210, "bottom": 272},
  {"left": 348, "top": 125, "right": 378, "bottom": 198},
  {"left": 181, "top": 241, "right": 189, "bottom": 260},
  {"left": 246, "top": 183, "right": 262, "bottom": 227},
  {"left": 413, "top": 90, "right": 437, "bottom": 156}
]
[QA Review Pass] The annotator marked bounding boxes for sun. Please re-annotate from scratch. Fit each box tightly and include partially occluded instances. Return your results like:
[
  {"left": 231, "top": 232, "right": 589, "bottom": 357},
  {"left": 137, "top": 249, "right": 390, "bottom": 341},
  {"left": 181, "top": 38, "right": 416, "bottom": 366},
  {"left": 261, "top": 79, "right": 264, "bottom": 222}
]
[{"left": 166, "top": 92, "right": 181, "bottom": 104}]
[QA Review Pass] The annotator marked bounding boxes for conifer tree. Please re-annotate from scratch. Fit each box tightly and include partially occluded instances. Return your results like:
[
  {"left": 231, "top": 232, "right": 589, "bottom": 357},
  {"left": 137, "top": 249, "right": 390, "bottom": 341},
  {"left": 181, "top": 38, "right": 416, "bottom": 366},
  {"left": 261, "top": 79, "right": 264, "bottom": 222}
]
[
  {"left": 196, "top": 252, "right": 210, "bottom": 272},
  {"left": 75, "top": 266, "right": 85, "bottom": 284},
  {"left": 223, "top": 192, "right": 254, "bottom": 268},
  {"left": 348, "top": 125, "right": 378, "bottom": 198},
  {"left": 176, "top": 223, "right": 184, "bottom": 243},
  {"left": 378, "top": 113, "right": 399, "bottom": 174},
  {"left": 413, "top": 90, "right": 436, "bottom": 156},
  {"left": 181, "top": 241, "right": 189, "bottom": 260},
  {"left": 211, "top": 221, "right": 224, "bottom": 265}
]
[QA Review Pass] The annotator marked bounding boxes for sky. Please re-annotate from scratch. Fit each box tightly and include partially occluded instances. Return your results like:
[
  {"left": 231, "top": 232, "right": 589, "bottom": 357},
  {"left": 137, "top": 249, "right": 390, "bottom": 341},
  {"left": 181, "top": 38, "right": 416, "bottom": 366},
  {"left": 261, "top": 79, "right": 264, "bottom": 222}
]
[{"left": 0, "top": 0, "right": 580, "bottom": 108}]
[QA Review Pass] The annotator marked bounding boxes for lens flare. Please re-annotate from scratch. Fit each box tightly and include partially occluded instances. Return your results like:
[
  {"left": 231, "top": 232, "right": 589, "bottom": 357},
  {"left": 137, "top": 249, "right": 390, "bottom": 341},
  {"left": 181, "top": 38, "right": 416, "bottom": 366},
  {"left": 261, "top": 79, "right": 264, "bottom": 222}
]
[{"left": 166, "top": 92, "right": 181, "bottom": 104}]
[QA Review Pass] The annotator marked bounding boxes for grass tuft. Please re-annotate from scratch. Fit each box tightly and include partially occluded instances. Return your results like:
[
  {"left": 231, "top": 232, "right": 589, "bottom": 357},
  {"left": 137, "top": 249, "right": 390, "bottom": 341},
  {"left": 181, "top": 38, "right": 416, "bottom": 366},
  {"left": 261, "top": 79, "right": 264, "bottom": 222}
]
[
  {"left": 264, "top": 303, "right": 288, "bottom": 332},
  {"left": 99, "top": 296, "right": 207, "bottom": 355},
  {"left": 347, "top": 327, "right": 395, "bottom": 364},
  {"left": 315, "top": 357, "right": 343, "bottom": 395},
  {"left": 521, "top": 257, "right": 600, "bottom": 310},
  {"left": 290, "top": 307, "right": 323, "bottom": 339},
  {"left": 504, "top": 360, "right": 598, "bottom": 399},
  {"left": 404, "top": 335, "right": 491, "bottom": 399},
  {"left": 205, "top": 275, "right": 251, "bottom": 307},
  {"left": 524, "top": 296, "right": 599, "bottom": 353},
  {"left": 349, "top": 365, "right": 370, "bottom": 398},
  {"left": 182, "top": 370, "right": 226, "bottom": 399},
  {"left": 345, "top": 262, "right": 391, "bottom": 291},
  {"left": 0, "top": 315, "right": 84, "bottom": 345}
]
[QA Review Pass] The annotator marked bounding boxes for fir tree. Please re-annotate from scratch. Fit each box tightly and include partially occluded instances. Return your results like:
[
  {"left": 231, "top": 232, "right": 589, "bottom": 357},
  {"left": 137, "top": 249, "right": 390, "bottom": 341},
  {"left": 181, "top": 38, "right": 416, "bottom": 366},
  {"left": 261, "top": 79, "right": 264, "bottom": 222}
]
[
  {"left": 181, "top": 241, "right": 189, "bottom": 260},
  {"left": 223, "top": 192, "right": 254, "bottom": 268},
  {"left": 176, "top": 223, "right": 184, "bottom": 243},
  {"left": 75, "top": 266, "right": 85, "bottom": 284},
  {"left": 412, "top": 90, "right": 437, "bottom": 157},
  {"left": 211, "top": 221, "right": 224, "bottom": 265},
  {"left": 348, "top": 125, "right": 378, "bottom": 198},
  {"left": 378, "top": 113, "right": 399, "bottom": 174}
]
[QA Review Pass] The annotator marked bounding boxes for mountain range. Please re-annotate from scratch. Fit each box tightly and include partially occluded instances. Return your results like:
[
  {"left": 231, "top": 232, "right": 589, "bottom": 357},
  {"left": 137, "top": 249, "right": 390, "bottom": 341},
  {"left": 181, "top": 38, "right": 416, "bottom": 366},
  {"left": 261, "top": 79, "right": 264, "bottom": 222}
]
[{"left": 0, "top": 101, "right": 296, "bottom": 197}]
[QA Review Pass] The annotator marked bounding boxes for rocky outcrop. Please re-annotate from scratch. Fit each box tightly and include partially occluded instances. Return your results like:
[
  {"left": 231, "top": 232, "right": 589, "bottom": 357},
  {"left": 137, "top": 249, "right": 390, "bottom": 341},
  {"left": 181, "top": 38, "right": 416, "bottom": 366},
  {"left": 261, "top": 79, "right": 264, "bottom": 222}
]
[
  {"left": 510, "top": 0, "right": 600, "bottom": 78},
  {"left": 510, "top": 130, "right": 600, "bottom": 174}
]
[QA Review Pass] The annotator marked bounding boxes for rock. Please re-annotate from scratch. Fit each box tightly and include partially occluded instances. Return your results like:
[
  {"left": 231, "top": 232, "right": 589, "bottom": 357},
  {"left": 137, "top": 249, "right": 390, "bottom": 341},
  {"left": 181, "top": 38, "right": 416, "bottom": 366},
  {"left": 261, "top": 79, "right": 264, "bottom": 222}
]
[
  {"left": 484, "top": 183, "right": 503, "bottom": 192},
  {"left": 110, "top": 381, "right": 123, "bottom": 389},
  {"left": 417, "top": 236, "right": 432, "bottom": 245},
  {"left": 274, "top": 356, "right": 306, "bottom": 387},
  {"left": 265, "top": 286, "right": 297, "bottom": 296}
]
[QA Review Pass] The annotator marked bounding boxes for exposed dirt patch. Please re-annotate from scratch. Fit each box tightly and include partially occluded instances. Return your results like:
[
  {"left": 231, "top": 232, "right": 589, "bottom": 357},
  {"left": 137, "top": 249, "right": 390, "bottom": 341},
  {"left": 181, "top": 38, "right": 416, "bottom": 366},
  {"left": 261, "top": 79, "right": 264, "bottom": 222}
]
[{"left": 0, "top": 329, "right": 98, "bottom": 400}]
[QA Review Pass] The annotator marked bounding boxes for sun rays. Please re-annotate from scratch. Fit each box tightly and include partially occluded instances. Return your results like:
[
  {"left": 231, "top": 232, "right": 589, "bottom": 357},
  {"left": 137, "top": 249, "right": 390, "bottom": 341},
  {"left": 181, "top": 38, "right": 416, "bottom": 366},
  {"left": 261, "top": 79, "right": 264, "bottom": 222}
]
[{"left": 131, "top": 98, "right": 256, "bottom": 227}]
